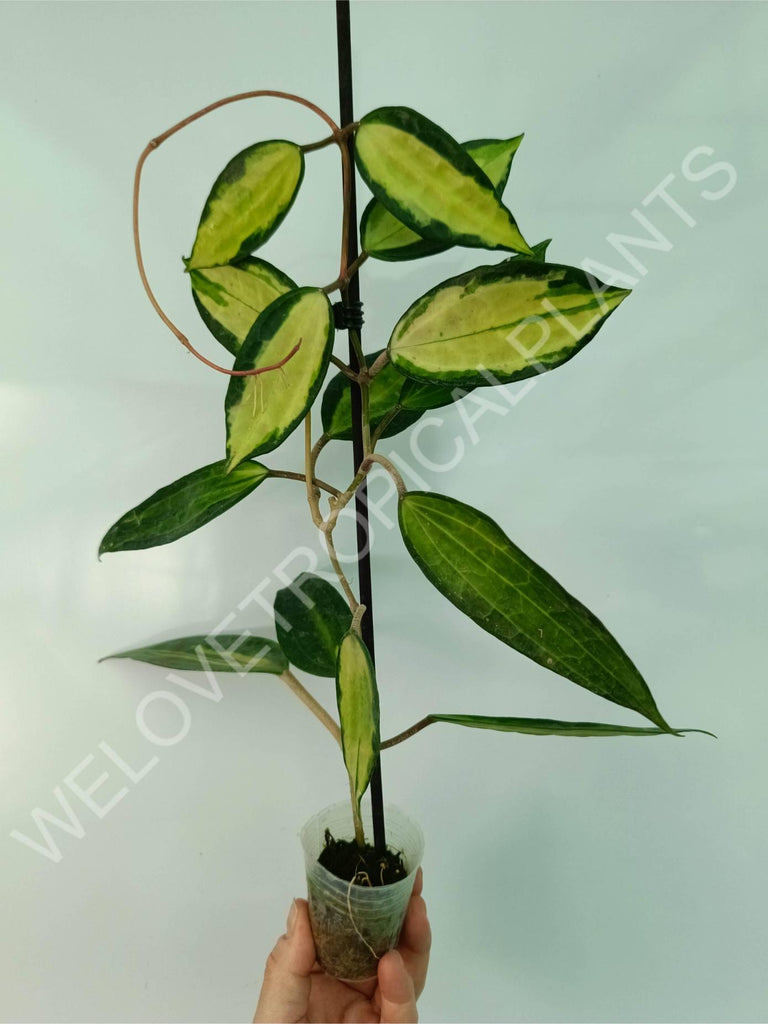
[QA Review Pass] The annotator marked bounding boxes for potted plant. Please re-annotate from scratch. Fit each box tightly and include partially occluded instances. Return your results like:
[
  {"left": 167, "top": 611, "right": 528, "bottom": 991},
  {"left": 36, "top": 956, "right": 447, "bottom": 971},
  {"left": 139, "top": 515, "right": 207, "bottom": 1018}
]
[{"left": 100, "top": 87, "right": 710, "bottom": 983}]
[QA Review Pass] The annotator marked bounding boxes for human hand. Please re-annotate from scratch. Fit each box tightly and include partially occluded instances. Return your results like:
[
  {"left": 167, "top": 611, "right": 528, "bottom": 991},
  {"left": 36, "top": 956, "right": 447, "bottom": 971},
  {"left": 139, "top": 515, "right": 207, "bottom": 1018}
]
[{"left": 253, "top": 867, "right": 430, "bottom": 1023}]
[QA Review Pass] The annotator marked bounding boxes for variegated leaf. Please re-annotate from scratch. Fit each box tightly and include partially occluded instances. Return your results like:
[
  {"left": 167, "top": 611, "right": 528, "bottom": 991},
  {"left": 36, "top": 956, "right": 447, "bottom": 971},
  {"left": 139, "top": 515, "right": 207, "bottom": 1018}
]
[
  {"left": 336, "top": 631, "right": 380, "bottom": 814},
  {"left": 389, "top": 260, "right": 630, "bottom": 388},
  {"left": 225, "top": 288, "right": 334, "bottom": 470},
  {"left": 398, "top": 491, "right": 670, "bottom": 730},
  {"left": 187, "top": 140, "right": 304, "bottom": 270},
  {"left": 463, "top": 136, "right": 523, "bottom": 195},
  {"left": 101, "top": 635, "right": 287, "bottom": 674},
  {"left": 99, "top": 460, "right": 269, "bottom": 554},
  {"left": 190, "top": 258, "right": 296, "bottom": 355},
  {"left": 421, "top": 715, "right": 713, "bottom": 738},
  {"left": 355, "top": 107, "right": 531, "bottom": 256},
  {"left": 504, "top": 238, "right": 551, "bottom": 263},
  {"left": 361, "top": 134, "right": 523, "bottom": 262}
]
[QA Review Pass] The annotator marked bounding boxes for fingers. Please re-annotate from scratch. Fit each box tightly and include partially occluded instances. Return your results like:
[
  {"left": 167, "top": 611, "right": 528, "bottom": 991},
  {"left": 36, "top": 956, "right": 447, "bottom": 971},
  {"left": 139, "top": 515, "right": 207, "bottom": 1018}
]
[
  {"left": 397, "top": 870, "right": 431, "bottom": 999},
  {"left": 412, "top": 866, "right": 424, "bottom": 899},
  {"left": 377, "top": 949, "right": 418, "bottom": 1023},
  {"left": 253, "top": 898, "right": 316, "bottom": 1024}
]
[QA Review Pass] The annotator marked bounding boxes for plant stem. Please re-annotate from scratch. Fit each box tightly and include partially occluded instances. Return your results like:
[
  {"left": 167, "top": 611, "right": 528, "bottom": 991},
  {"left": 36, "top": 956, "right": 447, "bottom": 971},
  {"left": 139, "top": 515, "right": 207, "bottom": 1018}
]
[
  {"left": 330, "top": 354, "right": 360, "bottom": 380},
  {"left": 300, "top": 120, "right": 358, "bottom": 153},
  {"left": 322, "top": 452, "right": 407, "bottom": 534},
  {"left": 360, "top": 372, "right": 372, "bottom": 457},
  {"left": 321, "top": 251, "right": 370, "bottom": 295},
  {"left": 380, "top": 716, "right": 433, "bottom": 749},
  {"left": 267, "top": 470, "right": 340, "bottom": 498},
  {"left": 348, "top": 328, "right": 366, "bottom": 372},
  {"left": 300, "top": 421, "right": 359, "bottom": 610},
  {"left": 369, "top": 406, "right": 401, "bottom": 450},
  {"left": 324, "top": 527, "right": 360, "bottom": 613},
  {"left": 365, "top": 453, "right": 407, "bottom": 498},
  {"left": 279, "top": 669, "right": 342, "bottom": 746},
  {"left": 323, "top": 463, "right": 369, "bottom": 529},
  {"left": 310, "top": 432, "right": 331, "bottom": 474},
  {"left": 350, "top": 781, "right": 365, "bottom": 848},
  {"left": 304, "top": 413, "right": 324, "bottom": 529},
  {"left": 367, "top": 349, "right": 390, "bottom": 380}
]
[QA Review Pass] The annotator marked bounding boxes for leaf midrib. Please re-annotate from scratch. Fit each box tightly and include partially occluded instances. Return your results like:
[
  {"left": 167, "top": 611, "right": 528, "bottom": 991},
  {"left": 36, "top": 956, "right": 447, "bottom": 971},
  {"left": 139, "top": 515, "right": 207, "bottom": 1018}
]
[
  {"left": 396, "top": 295, "right": 605, "bottom": 352},
  {"left": 407, "top": 500, "right": 643, "bottom": 706}
]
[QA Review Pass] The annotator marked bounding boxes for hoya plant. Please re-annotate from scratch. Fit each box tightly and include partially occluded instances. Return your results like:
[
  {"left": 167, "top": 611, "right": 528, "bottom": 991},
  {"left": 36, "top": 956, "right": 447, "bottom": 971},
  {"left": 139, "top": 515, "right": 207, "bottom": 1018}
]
[{"left": 101, "top": 89, "right": 709, "bottom": 980}]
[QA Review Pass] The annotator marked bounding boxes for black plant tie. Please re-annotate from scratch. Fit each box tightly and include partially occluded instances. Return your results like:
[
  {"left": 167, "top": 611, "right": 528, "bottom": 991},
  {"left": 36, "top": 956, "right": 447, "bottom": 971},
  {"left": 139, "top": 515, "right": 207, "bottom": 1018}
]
[{"left": 333, "top": 300, "right": 364, "bottom": 332}]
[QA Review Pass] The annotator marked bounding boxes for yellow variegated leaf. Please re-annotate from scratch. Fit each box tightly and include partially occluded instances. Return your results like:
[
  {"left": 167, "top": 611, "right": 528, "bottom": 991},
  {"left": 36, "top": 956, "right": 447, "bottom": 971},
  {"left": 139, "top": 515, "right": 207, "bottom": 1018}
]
[
  {"left": 361, "top": 134, "right": 523, "bottom": 262},
  {"left": 463, "top": 135, "right": 523, "bottom": 194},
  {"left": 187, "top": 140, "right": 304, "bottom": 270},
  {"left": 225, "top": 288, "right": 333, "bottom": 470},
  {"left": 355, "top": 107, "right": 531, "bottom": 256},
  {"left": 389, "top": 260, "right": 630, "bottom": 388},
  {"left": 335, "top": 631, "right": 380, "bottom": 814},
  {"left": 189, "top": 258, "right": 296, "bottom": 355}
]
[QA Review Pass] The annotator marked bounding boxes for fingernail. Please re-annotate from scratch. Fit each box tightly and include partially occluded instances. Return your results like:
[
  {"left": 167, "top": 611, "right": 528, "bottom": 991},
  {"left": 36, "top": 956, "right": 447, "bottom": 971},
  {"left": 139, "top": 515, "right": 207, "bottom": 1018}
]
[{"left": 286, "top": 899, "right": 298, "bottom": 936}]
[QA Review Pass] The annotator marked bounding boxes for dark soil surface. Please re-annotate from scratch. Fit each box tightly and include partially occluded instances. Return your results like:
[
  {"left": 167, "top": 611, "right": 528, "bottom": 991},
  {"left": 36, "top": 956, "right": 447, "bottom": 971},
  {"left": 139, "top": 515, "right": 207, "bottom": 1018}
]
[{"left": 318, "top": 828, "right": 407, "bottom": 887}]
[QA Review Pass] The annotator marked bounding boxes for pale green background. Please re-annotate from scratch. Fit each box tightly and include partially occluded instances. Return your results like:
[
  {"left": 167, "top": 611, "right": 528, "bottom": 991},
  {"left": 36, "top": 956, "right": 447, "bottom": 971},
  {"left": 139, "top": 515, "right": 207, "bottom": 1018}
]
[{"left": 1, "top": 2, "right": 766, "bottom": 1022}]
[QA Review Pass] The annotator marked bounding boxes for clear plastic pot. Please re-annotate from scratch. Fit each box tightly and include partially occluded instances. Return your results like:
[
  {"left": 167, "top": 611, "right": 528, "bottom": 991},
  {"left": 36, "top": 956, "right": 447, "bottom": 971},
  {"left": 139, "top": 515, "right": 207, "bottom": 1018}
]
[{"left": 300, "top": 801, "right": 425, "bottom": 982}]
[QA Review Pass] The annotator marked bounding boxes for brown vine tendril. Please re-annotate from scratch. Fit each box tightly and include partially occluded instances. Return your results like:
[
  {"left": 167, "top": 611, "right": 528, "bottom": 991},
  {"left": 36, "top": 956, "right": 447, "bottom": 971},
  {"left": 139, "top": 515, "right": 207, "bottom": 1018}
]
[{"left": 132, "top": 89, "right": 355, "bottom": 377}]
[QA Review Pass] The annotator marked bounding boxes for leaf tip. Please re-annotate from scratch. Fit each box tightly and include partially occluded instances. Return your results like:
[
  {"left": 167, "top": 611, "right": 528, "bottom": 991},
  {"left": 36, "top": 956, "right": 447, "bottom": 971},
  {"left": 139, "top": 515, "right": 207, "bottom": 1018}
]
[
  {"left": 688, "top": 728, "right": 718, "bottom": 740},
  {"left": 224, "top": 445, "right": 244, "bottom": 474}
]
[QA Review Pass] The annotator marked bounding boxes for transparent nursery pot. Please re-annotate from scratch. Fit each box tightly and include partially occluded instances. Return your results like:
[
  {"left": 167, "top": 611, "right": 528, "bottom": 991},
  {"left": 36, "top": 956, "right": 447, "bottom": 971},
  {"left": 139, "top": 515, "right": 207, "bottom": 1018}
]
[{"left": 300, "top": 801, "right": 425, "bottom": 982}]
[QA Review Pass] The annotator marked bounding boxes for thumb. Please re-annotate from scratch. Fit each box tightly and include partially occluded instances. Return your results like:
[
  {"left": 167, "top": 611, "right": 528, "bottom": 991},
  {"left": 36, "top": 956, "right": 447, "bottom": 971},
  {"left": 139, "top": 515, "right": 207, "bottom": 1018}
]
[
  {"left": 253, "top": 899, "right": 316, "bottom": 1023},
  {"left": 378, "top": 948, "right": 418, "bottom": 1023}
]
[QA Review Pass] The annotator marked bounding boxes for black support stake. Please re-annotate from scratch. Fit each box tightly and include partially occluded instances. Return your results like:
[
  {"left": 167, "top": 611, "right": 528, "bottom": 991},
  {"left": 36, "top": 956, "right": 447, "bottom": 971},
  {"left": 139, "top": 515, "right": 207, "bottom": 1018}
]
[{"left": 335, "top": 0, "right": 386, "bottom": 853}]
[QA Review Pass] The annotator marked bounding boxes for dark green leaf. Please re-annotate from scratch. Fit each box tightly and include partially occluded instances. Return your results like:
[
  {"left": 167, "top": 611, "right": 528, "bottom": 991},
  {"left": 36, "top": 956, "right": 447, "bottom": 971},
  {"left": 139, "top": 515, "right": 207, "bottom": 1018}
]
[
  {"left": 99, "top": 460, "right": 269, "bottom": 555},
  {"left": 101, "top": 634, "right": 287, "bottom": 674},
  {"left": 398, "top": 491, "right": 670, "bottom": 730},
  {"left": 398, "top": 377, "right": 473, "bottom": 413},
  {"left": 274, "top": 573, "right": 353, "bottom": 677}
]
